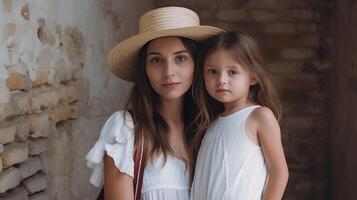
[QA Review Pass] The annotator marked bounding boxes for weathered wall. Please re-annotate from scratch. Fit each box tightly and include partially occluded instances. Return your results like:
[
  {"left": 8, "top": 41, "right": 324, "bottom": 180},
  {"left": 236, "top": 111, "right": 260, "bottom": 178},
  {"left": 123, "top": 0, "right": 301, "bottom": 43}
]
[
  {"left": 0, "top": 0, "right": 153, "bottom": 199},
  {"left": 154, "top": 0, "right": 333, "bottom": 199},
  {"left": 330, "top": 0, "right": 357, "bottom": 199}
]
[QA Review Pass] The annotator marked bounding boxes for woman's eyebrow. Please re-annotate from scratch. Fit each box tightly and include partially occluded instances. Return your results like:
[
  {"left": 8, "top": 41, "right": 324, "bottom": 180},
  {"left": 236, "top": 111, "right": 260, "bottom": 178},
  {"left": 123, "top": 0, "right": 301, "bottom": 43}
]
[
  {"left": 147, "top": 52, "right": 161, "bottom": 56},
  {"left": 147, "top": 50, "right": 189, "bottom": 56},
  {"left": 173, "top": 50, "right": 189, "bottom": 55}
]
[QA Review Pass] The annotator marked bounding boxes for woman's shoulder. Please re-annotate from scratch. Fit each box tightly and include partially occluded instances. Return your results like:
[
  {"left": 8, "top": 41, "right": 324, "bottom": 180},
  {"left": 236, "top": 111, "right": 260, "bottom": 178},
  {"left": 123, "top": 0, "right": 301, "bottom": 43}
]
[
  {"left": 86, "top": 110, "right": 136, "bottom": 186},
  {"left": 99, "top": 110, "right": 134, "bottom": 143}
]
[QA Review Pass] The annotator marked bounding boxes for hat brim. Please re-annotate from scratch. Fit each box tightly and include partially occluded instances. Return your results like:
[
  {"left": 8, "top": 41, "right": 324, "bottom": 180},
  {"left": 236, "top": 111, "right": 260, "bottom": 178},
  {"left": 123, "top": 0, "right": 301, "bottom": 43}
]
[{"left": 107, "top": 26, "right": 225, "bottom": 82}]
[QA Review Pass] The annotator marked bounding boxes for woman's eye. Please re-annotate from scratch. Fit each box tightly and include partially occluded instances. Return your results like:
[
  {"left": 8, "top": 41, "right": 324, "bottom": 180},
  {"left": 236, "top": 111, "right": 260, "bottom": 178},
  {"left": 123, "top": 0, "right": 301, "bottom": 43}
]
[
  {"left": 149, "top": 57, "right": 161, "bottom": 64},
  {"left": 176, "top": 55, "right": 187, "bottom": 63}
]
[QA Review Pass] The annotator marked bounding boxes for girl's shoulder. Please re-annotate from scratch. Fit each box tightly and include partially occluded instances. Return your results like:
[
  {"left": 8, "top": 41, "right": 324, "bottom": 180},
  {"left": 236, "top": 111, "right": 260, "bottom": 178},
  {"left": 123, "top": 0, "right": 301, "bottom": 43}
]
[
  {"left": 251, "top": 106, "right": 275, "bottom": 120},
  {"left": 247, "top": 106, "right": 278, "bottom": 130}
]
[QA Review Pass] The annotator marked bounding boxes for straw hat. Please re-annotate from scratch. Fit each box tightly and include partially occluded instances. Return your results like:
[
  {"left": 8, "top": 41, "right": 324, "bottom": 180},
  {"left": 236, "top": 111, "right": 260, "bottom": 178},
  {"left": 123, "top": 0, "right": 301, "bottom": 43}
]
[{"left": 107, "top": 6, "right": 225, "bottom": 82}]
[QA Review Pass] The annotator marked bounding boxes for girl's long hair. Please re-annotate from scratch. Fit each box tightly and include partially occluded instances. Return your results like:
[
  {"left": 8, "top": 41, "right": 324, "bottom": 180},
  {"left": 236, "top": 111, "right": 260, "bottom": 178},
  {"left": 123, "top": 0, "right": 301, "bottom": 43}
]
[
  {"left": 124, "top": 37, "right": 200, "bottom": 172},
  {"left": 192, "top": 31, "right": 281, "bottom": 159}
]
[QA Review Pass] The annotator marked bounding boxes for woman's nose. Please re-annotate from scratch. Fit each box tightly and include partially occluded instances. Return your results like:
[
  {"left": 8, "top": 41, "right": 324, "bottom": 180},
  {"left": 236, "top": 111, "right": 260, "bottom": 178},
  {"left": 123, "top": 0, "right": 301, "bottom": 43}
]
[{"left": 162, "top": 61, "right": 175, "bottom": 78}]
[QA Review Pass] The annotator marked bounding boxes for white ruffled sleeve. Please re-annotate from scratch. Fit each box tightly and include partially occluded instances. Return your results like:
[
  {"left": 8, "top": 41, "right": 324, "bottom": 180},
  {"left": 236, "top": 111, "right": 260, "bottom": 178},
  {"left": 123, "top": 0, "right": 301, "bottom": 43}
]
[{"left": 85, "top": 111, "right": 135, "bottom": 187}]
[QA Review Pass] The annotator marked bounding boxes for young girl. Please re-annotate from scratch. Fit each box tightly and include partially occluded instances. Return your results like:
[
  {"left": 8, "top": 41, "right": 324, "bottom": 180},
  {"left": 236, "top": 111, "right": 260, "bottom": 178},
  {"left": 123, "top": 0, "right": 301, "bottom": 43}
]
[
  {"left": 85, "top": 7, "right": 223, "bottom": 200},
  {"left": 191, "top": 31, "right": 289, "bottom": 200}
]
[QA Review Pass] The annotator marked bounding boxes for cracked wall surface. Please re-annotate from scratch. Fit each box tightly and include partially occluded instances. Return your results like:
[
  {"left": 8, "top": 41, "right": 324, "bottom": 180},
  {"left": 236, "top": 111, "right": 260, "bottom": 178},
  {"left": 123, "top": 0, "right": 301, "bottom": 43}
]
[{"left": 0, "top": 0, "right": 154, "bottom": 199}]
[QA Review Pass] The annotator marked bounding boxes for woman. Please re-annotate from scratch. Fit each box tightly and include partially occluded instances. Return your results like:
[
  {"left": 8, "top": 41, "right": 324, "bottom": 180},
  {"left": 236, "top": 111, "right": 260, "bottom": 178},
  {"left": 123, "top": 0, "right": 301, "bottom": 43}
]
[{"left": 85, "top": 6, "right": 224, "bottom": 200}]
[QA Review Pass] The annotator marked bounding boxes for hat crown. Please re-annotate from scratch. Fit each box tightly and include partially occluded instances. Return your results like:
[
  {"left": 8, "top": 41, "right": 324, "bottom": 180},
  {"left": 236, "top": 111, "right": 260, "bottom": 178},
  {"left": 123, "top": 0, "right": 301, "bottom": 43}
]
[{"left": 139, "top": 7, "right": 200, "bottom": 34}]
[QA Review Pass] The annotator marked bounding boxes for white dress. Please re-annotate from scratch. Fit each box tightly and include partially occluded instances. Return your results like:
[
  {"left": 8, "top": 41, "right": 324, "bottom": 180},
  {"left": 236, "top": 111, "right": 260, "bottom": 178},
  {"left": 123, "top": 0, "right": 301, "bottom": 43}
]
[
  {"left": 86, "top": 111, "right": 190, "bottom": 200},
  {"left": 191, "top": 105, "right": 268, "bottom": 200}
]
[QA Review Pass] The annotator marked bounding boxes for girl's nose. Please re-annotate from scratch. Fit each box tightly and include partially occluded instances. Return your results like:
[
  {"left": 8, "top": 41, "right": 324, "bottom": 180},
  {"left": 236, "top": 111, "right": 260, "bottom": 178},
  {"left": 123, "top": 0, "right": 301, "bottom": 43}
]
[{"left": 217, "top": 74, "right": 227, "bottom": 87}]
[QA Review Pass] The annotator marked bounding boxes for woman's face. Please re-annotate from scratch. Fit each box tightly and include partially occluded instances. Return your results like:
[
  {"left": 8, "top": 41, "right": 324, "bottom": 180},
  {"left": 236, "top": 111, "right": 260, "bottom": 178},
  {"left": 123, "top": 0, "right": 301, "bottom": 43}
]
[{"left": 146, "top": 37, "right": 195, "bottom": 100}]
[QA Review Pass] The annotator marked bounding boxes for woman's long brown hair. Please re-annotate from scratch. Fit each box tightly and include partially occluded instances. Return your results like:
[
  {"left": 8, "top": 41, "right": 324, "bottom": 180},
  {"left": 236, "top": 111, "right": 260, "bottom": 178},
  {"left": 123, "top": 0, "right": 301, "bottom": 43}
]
[
  {"left": 192, "top": 31, "right": 281, "bottom": 160},
  {"left": 124, "top": 37, "right": 200, "bottom": 172}
]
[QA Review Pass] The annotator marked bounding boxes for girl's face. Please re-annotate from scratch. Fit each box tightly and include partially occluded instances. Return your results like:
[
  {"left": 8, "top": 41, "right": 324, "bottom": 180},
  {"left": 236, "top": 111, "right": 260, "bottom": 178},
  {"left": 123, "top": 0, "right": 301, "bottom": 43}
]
[
  {"left": 204, "top": 49, "right": 257, "bottom": 107},
  {"left": 146, "top": 37, "right": 195, "bottom": 100}
]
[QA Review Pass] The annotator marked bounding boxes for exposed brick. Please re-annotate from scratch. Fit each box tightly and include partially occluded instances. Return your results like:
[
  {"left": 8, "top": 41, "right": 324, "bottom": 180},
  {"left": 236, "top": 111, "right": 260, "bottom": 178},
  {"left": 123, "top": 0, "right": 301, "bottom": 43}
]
[
  {"left": 53, "top": 63, "right": 72, "bottom": 84},
  {"left": 280, "top": 48, "right": 315, "bottom": 60},
  {"left": 282, "top": 116, "right": 315, "bottom": 129},
  {"left": 256, "top": 35, "right": 320, "bottom": 48},
  {"left": 22, "top": 174, "right": 47, "bottom": 194},
  {"left": 1, "top": 143, "right": 28, "bottom": 168},
  {"left": 0, "top": 127, "right": 16, "bottom": 144},
  {"left": 0, "top": 186, "right": 28, "bottom": 200},
  {"left": 0, "top": 91, "right": 30, "bottom": 121},
  {"left": 250, "top": 9, "right": 279, "bottom": 21},
  {"left": 49, "top": 105, "right": 77, "bottom": 124},
  {"left": 30, "top": 89, "right": 64, "bottom": 112},
  {"left": 217, "top": 9, "right": 248, "bottom": 21},
  {"left": 286, "top": 9, "right": 316, "bottom": 21},
  {"left": 273, "top": 74, "right": 319, "bottom": 89},
  {"left": 196, "top": 9, "right": 212, "bottom": 21},
  {"left": 263, "top": 22, "right": 296, "bottom": 33},
  {"left": 64, "top": 82, "right": 82, "bottom": 103},
  {"left": 15, "top": 119, "right": 30, "bottom": 142},
  {"left": 11, "top": 91, "right": 30, "bottom": 115},
  {"left": 28, "top": 191, "right": 49, "bottom": 200},
  {"left": 29, "top": 114, "right": 49, "bottom": 138},
  {"left": 296, "top": 23, "right": 318, "bottom": 33},
  {"left": 6, "top": 72, "right": 29, "bottom": 91},
  {"left": 302, "top": 35, "right": 320, "bottom": 46},
  {"left": 27, "top": 139, "right": 48, "bottom": 156},
  {"left": 31, "top": 70, "right": 50, "bottom": 87},
  {"left": 18, "top": 156, "right": 43, "bottom": 180},
  {"left": 0, "top": 168, "right": 20, "bottom": 193}
]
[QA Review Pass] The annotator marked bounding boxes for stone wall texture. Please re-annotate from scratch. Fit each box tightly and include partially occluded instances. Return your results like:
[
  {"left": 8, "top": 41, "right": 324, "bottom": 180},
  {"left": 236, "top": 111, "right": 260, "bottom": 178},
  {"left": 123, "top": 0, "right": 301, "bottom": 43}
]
[
  {"left": 0, "top": 0, "right": 154, "bottom": 199},
  {"left": 154, "top": 0, "right": 333, "bottom": 199}
]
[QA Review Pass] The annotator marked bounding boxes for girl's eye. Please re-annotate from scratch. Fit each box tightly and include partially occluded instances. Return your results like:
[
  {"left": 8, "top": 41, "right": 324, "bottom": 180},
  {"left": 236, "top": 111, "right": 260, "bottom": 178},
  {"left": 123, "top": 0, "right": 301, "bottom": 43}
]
[
  {"left": 176, "top": 55, "right": 187, "bottom": 63},
  {"left": 228, "top": 70, "right": 239, "bottom": 76},
  {"left": 206, "top": 69, "right": 216, "bottom": 74}
]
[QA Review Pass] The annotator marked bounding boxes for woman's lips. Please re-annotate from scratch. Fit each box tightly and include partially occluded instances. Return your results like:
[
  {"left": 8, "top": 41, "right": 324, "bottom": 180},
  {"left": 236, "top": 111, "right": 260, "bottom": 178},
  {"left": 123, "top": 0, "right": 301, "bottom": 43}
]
[{"left": 161, "top": 82, "right": 181, "bottom": 88}]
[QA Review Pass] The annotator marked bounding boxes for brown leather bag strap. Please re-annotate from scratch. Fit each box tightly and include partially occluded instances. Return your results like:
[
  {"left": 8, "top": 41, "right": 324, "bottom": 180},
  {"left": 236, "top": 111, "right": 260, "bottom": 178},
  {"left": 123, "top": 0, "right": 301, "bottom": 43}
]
[{"left": 133, "top": 132, "right": 146, "bottom": 200}]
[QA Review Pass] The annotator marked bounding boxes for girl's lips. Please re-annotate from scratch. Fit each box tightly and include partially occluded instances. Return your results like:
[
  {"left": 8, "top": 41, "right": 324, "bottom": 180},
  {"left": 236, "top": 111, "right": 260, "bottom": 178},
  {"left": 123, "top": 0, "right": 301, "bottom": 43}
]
[
  {"left": 161, "top": 82, "right": 181, "bottom": 88},
  {"left": 216, "top": 89, "right": 230, "bottom": 92}
]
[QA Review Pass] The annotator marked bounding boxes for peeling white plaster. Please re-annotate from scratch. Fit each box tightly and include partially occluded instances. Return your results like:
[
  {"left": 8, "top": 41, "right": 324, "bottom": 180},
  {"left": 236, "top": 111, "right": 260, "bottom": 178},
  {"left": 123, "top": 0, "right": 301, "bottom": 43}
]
[
  {"left": 8, "top": 63, "right": 28, "bottom": 76},
  {"left": 0, "top": 43, "right": 9, "bottom": 66},
  {"left": 20, "top": 52, "right": 37, "bottom": 81},
  {"left": 0, "top": 79, "right": 10, "bottom": 104}
]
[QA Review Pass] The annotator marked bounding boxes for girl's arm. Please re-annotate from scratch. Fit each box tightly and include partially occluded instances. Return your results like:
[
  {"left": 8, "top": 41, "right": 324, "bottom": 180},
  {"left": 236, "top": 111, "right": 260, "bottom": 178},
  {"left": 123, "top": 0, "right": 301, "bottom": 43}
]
[
  {"left": 252, "top": 107, "right": 289, "bottom": 200},
  {"left": 103, "top": 154, "right": 134, "bottom": 200}
]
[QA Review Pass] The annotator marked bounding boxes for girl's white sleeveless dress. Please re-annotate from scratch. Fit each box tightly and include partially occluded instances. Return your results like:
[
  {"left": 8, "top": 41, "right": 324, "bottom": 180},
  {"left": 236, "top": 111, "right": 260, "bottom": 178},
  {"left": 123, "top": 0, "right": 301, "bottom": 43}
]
[
  {"left": 191, "top": 105, "right": 268, "bottom": 200},
  {"left": 85, "top": 111, "right": 190, "bottom": 200}
]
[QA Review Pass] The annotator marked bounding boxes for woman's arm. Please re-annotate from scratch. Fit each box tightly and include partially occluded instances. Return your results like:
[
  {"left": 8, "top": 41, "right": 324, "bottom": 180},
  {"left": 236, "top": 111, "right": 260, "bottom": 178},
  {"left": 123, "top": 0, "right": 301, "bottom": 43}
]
[
  {"left": 253, "top": 107, "right": 289, "bottom": 200},
  {"left": 103, "top": 154, "right": 134, "bottom": 200}
]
